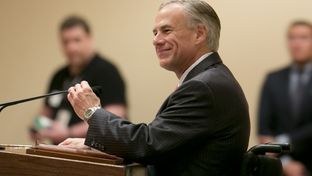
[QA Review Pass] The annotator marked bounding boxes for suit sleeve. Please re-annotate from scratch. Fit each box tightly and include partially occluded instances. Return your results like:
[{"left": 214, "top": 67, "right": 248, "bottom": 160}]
[
  {"left": 258, "top": 75, "right": 275, "bottom": 136},
  {"left": 84, "top": 80, "right": 215, "bottom": 164}
]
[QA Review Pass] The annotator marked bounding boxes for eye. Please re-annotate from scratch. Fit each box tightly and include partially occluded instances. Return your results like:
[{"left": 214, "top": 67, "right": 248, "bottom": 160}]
[
  {"left": 153, "top": 31, "right": 158, "bottom": 36},
  {"left": 163, "top": 29, "right": 172, "bottom": 34}
]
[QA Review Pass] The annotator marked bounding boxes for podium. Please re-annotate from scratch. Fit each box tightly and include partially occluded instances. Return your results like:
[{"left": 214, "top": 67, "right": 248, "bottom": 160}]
[{"left": 0, "top": 147, "right": 146, "bottom": 176}]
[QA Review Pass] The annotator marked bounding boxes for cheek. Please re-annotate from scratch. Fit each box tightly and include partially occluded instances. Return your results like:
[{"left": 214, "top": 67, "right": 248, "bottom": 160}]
[
  {"left": 174, "top": 32, "right": 195, "bottom": 50},
  {"left": 305, "top": 41, "right": 312, "bottom": 51},
  {"left": 74, "top": 41, "right": 84, "bottom": 51},
  {"left": 175, "top": 39, "right": 195, "bottom": 57},
  {"left": 297, "top": 42, "right": 312, "bottom": 53},
  {"left": 160, "top": 33, "right": 193, "bottom": 61},
  {"left": 66, "top": 42, "right": 79, "bottom": 53},
  {"left": 167, "top": 37, "right": 185, "bottom": 57}
]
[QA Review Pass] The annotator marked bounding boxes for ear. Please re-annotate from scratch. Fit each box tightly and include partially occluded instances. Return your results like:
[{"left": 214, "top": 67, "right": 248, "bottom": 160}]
[{"left": 194, "top": 24, "right": 208, "bottom": 45}]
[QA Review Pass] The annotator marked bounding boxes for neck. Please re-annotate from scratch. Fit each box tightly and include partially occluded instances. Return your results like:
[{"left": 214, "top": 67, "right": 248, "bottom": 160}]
[
  {"left": 175, "top": 48, "right": 210, "bottom": 79},
  {"left": 69, "top": 66, "right": 83, "bottom": 76},
  {"left": 69, "top": 52, "right": 95, "bottom": 76},
  {"left": 294, "top": 59, "right": 311, "bottom": 70}
]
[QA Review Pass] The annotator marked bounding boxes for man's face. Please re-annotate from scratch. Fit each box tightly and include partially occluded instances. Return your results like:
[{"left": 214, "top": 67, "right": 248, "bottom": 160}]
[
  {"left": 60, "top": 26, "right": 93, "bottom": 67},
  {"left": 153, "top": 4, "right": 199, "bottom": 72},
  {"left": 287, "top": 25, "right": 312, "bottom": 64}
]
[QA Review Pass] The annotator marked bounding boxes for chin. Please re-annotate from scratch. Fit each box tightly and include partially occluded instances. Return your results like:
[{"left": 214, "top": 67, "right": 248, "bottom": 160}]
[
  {"left": 68, "top": 56, "right": 83, "bottom": 65},
  {"left": 159, "top": 62, "right": 174, "bottom": 71},
  {"left": 293, "top": 56, "right": 311, "bottom": 64},
  {"left": 158, "top": 56, "right": 175, "bottom": 70}
]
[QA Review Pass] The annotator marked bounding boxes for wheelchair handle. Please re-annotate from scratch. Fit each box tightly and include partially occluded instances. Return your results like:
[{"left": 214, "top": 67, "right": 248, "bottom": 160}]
[{"left": 248, "top": 143, "right": 291, "bottom": 155}]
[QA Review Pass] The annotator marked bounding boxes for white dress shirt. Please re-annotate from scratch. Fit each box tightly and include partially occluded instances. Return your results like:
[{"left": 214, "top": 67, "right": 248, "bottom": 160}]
[{"left": 178, "top": 52, "right": 213, "bottom": 87}]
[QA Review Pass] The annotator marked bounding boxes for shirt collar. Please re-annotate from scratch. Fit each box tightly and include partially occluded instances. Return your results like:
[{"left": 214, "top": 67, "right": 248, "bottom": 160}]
[
  {"left": 178, "top": 52, "right": 213, "bottom": 87},
  {"left": 291, "top": 61, "right": 312, "bottom": 74}
]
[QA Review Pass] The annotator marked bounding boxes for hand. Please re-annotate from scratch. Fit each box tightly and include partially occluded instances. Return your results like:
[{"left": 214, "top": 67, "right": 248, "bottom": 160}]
[
  {"left": 258, "top": 135, "right": 279, "bottom": 157},
  {"left": 283, "top": 161, "right": 307, "bottom": 176},
  {"left": 67, "top": 81, "right": 101, "bottom": 120},
  {"left": 58, "top": 138, "right": 90, "bottom": 150},
  {"left": 38, "top": 121, "right": 69, "bottom": 144},
  {"left": 258, "top": 135, "right": 274, "bottom": 144}
]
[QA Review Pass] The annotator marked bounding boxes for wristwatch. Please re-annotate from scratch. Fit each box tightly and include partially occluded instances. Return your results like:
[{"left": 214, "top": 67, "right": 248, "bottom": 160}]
[{"left": 83, "top": 106, "right": 101, "bottom": 121}]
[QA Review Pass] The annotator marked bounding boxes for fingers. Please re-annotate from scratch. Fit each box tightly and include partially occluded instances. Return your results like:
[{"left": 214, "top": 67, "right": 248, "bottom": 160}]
[
  {"left": 67, "top": 93, "right": 73, "bottom": 105},
  {"left": 75, "top": 83, "right": 83, "bottom": 92},
  {"left": 68, "top": 81, "right": 91, "bottom": 97},
  {"left": 67, "top": 86, "right": 75, "bottom": 105},
  {"left": 58, "top": 138, "right": 72, "bottom": 146},
  {"left": 67, "top": 81, "right": 87, "bottom": 102},
  {"left": 81, "top": 81, "right": 92, "bottom": 93},
  {"left": 58, "top": 138, "right": 89, "bottom": 150},
  {"left": 66, "top": 81, "right": 100, "bottom": 118}
]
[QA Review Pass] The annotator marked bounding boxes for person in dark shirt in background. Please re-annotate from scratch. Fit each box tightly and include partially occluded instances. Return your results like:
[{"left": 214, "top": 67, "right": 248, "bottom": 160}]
[
  {"left": 258, "top": 21, "right": 312, "bottom": 176},
  {"left": 30, "top": 16, "right": 127, "bottom": 144}
]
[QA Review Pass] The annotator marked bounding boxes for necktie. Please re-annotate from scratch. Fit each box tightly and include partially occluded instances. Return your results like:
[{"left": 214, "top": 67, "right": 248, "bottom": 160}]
[{"left": 291, "top": 71, "right": 305, "bottom": 119}]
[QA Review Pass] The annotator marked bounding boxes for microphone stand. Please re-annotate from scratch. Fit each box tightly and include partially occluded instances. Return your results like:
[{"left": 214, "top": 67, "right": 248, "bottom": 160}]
[
  {"left": 0, "top": 86, "right": 102, "bottom": 113},
  {"left": 0, "top": 90, "right": 68, "bottom": 112}
]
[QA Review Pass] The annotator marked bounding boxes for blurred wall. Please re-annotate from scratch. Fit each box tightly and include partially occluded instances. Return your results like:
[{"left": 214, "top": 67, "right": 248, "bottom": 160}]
[{"left": 0, "top": 0, "right": 311, "bottom": 147}]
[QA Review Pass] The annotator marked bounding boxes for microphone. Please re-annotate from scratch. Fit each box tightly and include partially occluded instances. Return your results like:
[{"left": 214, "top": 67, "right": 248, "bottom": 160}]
[{"left": 0, "top": 86, "right": 102, "bottom": 112}]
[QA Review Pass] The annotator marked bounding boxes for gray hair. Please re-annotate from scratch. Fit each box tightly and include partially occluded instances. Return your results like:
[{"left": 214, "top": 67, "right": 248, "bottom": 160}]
[{"left": 160, "top": 0, "right": 221, "bottom": 51}]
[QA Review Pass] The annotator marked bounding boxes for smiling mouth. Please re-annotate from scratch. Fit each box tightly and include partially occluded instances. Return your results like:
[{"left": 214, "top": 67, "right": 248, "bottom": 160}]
[{"left": 156, "top": 48, "right": 172, "bottom": 57}]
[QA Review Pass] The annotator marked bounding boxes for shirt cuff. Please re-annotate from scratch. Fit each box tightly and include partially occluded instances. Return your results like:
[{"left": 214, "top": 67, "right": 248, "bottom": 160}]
[{"left": 275, "top": 134, "right": 290, "bottom": 144}]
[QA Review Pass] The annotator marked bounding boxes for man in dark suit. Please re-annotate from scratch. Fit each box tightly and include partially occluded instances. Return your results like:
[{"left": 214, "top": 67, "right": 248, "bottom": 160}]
[
  {"left": 59, "top": 1, "right": 250, "bottom": 175},
  {"left": 258, "top": 21, "right": 312, "bottom": 176}
]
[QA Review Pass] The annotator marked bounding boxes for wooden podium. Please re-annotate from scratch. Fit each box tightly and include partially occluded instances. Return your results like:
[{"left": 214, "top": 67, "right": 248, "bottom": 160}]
[{"left": 0, "top": 146, "right": 146, "bottom": 176}]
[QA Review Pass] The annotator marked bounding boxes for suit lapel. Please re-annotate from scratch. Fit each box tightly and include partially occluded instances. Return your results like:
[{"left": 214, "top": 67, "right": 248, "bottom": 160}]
[
  {"left": 183, "top": 52, "right": 223, "bottom": 84},
  {"left": 156, "top": 52, "right": 223, "bottom": 115}
]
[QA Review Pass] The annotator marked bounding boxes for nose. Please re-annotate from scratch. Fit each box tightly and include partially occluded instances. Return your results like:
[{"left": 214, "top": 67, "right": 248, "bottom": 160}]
[
  {"left": 153, "top": 33, "right": 165, "bottom": 46},
  {"left": 64, "top": 41, "right": 78, "bottom": 52}
]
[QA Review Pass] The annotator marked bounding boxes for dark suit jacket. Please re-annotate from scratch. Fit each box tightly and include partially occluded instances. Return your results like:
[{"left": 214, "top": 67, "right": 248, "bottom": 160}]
[
  {"left": 85, "top": 53, "right": 250, "bottom": 176},
  {"left": 258, "top": 66, "right": 312, "bottom": 169}
]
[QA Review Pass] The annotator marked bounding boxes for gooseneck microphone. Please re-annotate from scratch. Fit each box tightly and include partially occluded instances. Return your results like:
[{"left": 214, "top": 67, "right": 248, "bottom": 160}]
[{"left": 0, "top": 86, "right": 102, "bottom": 112}]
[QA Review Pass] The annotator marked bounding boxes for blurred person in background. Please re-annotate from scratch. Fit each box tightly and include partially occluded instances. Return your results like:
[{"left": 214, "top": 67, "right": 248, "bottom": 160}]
[
  {"left": 258, "top": 20, "right": 312, "bottom": 176},
  {"left": 30, "top": 15, "right": 127, "bottom": 144}
]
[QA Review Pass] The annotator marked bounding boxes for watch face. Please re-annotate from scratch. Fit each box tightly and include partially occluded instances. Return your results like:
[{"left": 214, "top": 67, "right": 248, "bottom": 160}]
[
  {"left": 85, "top": 109, "right": 93, "bottom": 118},
  {"left": 84, "top": 107, "right": 100, "bottom": 120}
]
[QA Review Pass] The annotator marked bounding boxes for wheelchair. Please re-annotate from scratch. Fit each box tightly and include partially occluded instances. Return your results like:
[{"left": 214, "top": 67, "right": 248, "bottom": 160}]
[{"left": 241, "top": 143, "right": 291, "bottom": 176}]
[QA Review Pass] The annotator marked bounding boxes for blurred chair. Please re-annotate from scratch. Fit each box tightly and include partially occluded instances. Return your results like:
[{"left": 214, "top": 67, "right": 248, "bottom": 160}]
[{"left": 241, "top": 143, "right": 291, "bottom": 176}]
